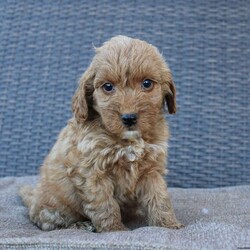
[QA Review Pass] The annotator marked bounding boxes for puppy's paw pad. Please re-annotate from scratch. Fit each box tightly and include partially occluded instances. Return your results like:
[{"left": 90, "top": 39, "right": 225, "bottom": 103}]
[
  {"left": 69, "top": 221, "right": 96, "bottom": 232},
  {"left": 168, "top": 223, "right": 185, "bottom": 229}
]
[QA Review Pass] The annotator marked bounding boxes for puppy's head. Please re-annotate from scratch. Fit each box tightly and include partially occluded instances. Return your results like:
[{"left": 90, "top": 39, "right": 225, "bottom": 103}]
[{"left": 72, "top": 36, "right": 176, "bottom": 140}]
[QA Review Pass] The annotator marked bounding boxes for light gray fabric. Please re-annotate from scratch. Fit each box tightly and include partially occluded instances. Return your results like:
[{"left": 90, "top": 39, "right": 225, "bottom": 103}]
[{"left": 0, "top": 176, "right": 249, "bottom": 250}]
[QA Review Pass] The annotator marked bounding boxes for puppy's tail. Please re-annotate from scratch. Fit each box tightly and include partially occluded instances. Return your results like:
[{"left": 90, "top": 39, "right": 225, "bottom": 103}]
[{"left": 19, "top": 185, "right": 34, "bottom": 208}]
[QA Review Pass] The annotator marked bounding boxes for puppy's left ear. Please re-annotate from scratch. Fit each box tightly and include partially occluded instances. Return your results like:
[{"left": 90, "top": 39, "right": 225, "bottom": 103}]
[{"left": 164, "top": 73, "right": 177, "bottom": 114}]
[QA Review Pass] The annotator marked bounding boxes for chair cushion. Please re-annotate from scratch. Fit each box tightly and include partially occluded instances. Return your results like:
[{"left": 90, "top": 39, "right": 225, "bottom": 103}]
[{"left": 0, "top": 176, "right": 249, "bottom": 249}]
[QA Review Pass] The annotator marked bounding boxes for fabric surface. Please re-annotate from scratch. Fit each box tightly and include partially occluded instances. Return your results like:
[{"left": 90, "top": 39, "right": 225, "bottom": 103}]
[
  {"left": 0, "top": 176, "right": 249, "bottom": 250},
  {"left": 0, "top": 1, "right": 250, "bottom": 188}
]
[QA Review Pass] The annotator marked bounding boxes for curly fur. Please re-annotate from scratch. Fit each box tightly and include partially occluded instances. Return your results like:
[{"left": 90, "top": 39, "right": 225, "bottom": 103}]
[{"left": 20, "top": 35, "right": 183, "bottom": 232}]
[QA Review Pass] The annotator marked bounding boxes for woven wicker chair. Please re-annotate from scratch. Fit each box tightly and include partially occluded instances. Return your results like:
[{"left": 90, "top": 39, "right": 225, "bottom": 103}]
[
  {"left": 0, "top": 2, "right": 249, "bottom": 249},
  {"left": 1, "top": 1, "right": 249, "bottom": 188}
]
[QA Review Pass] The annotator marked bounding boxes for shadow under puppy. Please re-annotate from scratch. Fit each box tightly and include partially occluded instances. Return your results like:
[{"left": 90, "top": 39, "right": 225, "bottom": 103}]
[{"left": 20, "top": 35, "right": 183, "bottom": 232}]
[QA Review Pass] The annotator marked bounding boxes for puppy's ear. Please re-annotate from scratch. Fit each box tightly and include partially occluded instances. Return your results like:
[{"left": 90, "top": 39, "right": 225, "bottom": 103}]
[
  {"left": 72, "top": 65, "right": 95, "bottom": 123},
  {"left": 163, "top": 72, "right": 177, "bottom": 114}
]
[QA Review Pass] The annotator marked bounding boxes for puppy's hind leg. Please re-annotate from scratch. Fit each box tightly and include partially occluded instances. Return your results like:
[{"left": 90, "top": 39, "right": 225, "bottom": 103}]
[
  {"left": 30, "top": 205, "right": 95, "bottom": 231},
  {"left": 20, "top": 186, "right": 78, "bottom": 231},
  {"left": 20, "top": 186, "right": 95, "bottom": 231},
  {"left": 36, "top": 207, "right": 95, "bottom": 231},
  {"left": 34, "top": 208, "right": 74, "bottom": 230}
]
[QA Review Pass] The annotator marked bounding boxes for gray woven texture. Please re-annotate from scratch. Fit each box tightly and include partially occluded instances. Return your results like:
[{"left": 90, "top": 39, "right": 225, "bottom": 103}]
[
  {"left": 1, "top": 176, "right": 250, "bottom": 250},
  {"left": 0, "top": 0, "right": 249, "bottom": 188}
]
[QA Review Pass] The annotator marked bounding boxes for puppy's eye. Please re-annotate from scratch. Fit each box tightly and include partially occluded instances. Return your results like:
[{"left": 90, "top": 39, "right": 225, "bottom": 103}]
[
  {"left": 102, "top": 82, "right": 115, "bottom": 93},
  {"left": 142, "top": 79, "right": 153, "bottom": 90}
]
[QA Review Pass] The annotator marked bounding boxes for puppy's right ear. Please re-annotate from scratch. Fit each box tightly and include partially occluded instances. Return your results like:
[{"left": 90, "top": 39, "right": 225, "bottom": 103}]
[{"left": 72, "top": 65, "right": 95, "bottom": 123}]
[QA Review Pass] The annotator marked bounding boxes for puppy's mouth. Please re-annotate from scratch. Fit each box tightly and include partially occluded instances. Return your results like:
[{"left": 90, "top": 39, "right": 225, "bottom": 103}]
[{"left": 121, "top": 130, "right": 141, "bottom": 141}]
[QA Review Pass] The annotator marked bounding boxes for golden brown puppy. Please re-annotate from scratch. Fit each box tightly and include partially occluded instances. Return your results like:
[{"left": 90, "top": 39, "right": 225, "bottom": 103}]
[{"left": 20, "top": 35, "right": 183, "bottom": 232}]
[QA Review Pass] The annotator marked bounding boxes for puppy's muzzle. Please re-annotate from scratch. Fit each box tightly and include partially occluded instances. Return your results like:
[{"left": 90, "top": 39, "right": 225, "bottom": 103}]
[{"left": 121, "top": 113, "right": 137, "bottom": 127}]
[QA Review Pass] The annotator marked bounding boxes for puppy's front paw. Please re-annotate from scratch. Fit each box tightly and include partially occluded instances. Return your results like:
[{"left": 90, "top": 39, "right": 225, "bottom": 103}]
[
  {"left": 166, "top": 222, "right": 185, "bottom": 229},
  {"left": 151, "top": 217, "right": 184, "bottom": 230},
  {"left": 68, "top": 221, "right": 96, "bottom": 232}
]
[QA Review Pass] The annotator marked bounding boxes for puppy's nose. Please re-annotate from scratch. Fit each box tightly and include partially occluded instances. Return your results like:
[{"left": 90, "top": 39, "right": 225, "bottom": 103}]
[{"left": 121, "top": 113, "right": 137, "bottom": 127}]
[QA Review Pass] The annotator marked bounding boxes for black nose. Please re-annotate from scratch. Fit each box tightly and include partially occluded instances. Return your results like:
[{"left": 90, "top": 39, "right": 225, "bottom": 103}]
[{"left": 121, "top": 113, "right": 137, "bottom": 127}]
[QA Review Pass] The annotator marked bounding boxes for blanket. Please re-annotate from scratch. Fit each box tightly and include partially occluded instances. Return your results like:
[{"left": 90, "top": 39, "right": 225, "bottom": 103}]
[{"left": 0, "top": 176, "right": 249, "bottom": 250}]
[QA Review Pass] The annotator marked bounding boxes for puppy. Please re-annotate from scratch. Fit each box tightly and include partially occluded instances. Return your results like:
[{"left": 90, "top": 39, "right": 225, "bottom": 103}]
[{"left": 20, "top": 35, "right": 183, "bottom": 232}]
